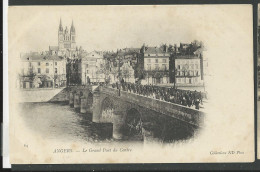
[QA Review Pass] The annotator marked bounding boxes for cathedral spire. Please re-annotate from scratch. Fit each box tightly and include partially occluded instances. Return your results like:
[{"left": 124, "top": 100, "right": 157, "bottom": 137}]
[
  {"left": 70, "top": 20, "right": 75, "bottom": 33},
  {"left": 59, "top": 18, "right": 63, "bottom": 31}
]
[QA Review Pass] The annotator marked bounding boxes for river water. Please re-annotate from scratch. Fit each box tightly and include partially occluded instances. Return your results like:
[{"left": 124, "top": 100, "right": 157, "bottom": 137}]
[
  {"left": 18, "top": 102, "right": 143, "bottom": 144},
  {"left": 18, "top": 101, "right": 197, "bottom": 145}
]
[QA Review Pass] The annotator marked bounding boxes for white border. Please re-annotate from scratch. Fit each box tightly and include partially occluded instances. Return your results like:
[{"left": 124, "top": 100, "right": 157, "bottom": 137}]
[{"left": 3, "top": 0, "right": 10, "bottom": 168}]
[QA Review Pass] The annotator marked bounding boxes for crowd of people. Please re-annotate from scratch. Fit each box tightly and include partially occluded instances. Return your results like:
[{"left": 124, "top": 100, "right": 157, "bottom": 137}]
[{"left": 111, "top": 80, "right": 206, "bottom": 110}]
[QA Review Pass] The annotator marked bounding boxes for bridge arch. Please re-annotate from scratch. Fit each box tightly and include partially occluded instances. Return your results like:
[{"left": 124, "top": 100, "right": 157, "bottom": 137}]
[
  {"left": 100, "top": 97, "right": 115, "bottom": 121},
  {"left": 124, "top": 108, "right": 143, "bottom": 138}
]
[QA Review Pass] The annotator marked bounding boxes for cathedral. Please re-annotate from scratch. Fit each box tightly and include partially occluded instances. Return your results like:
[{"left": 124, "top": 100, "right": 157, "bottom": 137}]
[{"left": 49, "top": 18, "right": 81, "bottom": 59}]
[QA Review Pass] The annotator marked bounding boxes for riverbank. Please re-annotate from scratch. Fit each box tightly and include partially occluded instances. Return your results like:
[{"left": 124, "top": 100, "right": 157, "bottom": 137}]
[{"left": 18, "top": 87, "right": 69, "bottom": 103}]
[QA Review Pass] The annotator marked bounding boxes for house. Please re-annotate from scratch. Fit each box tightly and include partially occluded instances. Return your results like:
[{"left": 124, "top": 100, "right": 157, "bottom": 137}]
[
  {"left": 19, "top": 52, "right": 67, "bottom": 88},
  {"left": 175, "top": 55, "right": 202, "bottom": 86},
  {"left": 120, "top": 61, "right": 135, "bottom": 83},
  {"left": 142, "top": 45, "right": 170, "bottom": 84},
  {"left": 80, "top": 51, "right": 105, "bottom": 84}
]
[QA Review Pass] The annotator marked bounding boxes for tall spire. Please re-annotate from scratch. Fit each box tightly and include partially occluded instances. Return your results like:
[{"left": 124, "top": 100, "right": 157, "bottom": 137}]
[
  {"left": 70, "top": 19, "right": 75, "bottom": 33},
  {"left": 59, "top": 18, "right": 63, "bottom": 31}
]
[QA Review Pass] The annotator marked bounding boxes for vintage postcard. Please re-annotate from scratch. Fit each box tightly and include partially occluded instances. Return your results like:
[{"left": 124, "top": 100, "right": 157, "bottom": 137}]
[{"left": 9, "top": 5, "right": 254, "bottom": 163}]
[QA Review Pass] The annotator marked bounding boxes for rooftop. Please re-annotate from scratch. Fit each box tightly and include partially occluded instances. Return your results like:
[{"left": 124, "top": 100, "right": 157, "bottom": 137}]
[
  {"left": 175, "top": 55, "right": 200, "bottom": 59},
  {"left": 49, "top": 46, "right": 59, "bottom": 51},
  {"left": 21, "top": 52, "right": 65, "bottom": 61}
]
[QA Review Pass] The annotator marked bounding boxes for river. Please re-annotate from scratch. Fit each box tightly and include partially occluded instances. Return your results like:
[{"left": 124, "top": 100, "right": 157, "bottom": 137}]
[
  {"left": 18, "top": 102, "right": 143, "bottom": 144},
  {"left": 18, "top": 101, "right": 197, "bottom": 145}
]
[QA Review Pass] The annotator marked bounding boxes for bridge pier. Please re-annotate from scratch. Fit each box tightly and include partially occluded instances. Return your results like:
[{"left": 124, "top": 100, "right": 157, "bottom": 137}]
[
  {"left": 74, "top": 93, "right": 80, "bottom": 112},
  {"left": 69, "top": 91, "right": 74, "bottom": 107},
  {"left": 112, "top": 110, "right": 125, "bottom": 140},
  {"left": 92, "top": 91, "right": 101, "bottom": 123},
  {"left": 80, "top": 96, "right": 87, "bottom": 114}
]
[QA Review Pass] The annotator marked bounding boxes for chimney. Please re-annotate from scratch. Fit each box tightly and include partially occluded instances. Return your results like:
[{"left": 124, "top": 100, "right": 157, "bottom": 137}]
[
  {"left": 174, "top": 44, "right": 177, "bottom": 53},
  {"left": 142, "top": 43, "right": 146, "bottom": 53}
]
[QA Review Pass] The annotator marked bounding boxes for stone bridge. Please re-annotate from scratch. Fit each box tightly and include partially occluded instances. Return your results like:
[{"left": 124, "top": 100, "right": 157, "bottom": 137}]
[{"left": 69, "top": 85, "right": 205, "bottom": 142}]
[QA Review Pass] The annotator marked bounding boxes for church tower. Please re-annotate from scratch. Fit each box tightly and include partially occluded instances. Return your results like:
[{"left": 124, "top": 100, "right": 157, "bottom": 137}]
[
  {"left": 58, "top": 18, "right": 64, "bottom": 50},
  {"left": 70, "top": 20, "right": 76, "bottom": 50}
]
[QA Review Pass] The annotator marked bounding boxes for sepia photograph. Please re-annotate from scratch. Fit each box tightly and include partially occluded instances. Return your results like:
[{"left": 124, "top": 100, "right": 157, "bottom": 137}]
[{"left": 8, "top": 5, "right": 254, "bottom": 163}]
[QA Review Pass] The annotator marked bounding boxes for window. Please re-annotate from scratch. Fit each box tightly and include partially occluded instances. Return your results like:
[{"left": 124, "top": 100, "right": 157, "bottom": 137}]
[
  {"left": 55, "top": 68, "right": 58, "bottom": 74},
  {"left": 162, "top": 64, "right": 167, "bottom": 70},
  {"left": 86, "top": 70, "right": 89, "bottom": 74},
  {"left": 46, "top": 62, "right": 49, "bottom": 66},
  {"left": 196, "top": 71, "right": 199, "bottom": 76},
  {"left": 86, "top": 64, "right": 88, "bottom": 68},
  {"left": 147, "top": 64, "right": 151, "bottom": 70},
  {"left": 38, "top": 68, "right": 41, "bottom": 74},
  {"left": 46, "top": 68, "right": 49, "bottom": 73},
  {"left": 155, "top": 59, "right": 158, "bottom": 63},
  {"left": 162, "top": 59, "right": 166, "bottom": 63},
  {"left": 38, "top": 62, "right": 41, "bottom": 66},
  {"left": 177, "top": 65, "right": 181, "bottom": 69},
  {"left": 55, "top": 62, "right": 57, "bottom": 66},
  {"left": 178, "top": 78, "right": 181, "bottom": 83},
  {"left": 155, "top": 64, "right": 159, "bottom": 70}
]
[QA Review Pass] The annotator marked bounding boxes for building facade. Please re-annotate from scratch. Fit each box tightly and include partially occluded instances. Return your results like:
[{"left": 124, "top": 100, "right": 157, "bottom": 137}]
[
  {"left": 19, "top": 52, "right": 67, "bottom": 89},
  {"left": 80, "top": 51, "right": 105, "bottom": 85},
  {"left": 175, "top": 56, "right": 202, "bottom": 86},
  {"left": 120, "top": 61, "right": 135, "bottom": 83},
  {"left": 142, "top": 46, "right": 170, "bottom": 85}
]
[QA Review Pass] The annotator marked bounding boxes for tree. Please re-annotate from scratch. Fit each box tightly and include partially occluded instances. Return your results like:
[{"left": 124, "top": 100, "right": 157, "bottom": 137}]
[
  {"left": 188, "top": 40, "right": 205, "bottom": 55},
  {"left": 111, "top": 65, "right": 118, "bottom": 82},
  {"left": 33, "top": 76, "right": 42, "bottom": 88},
  {"left": 182, "top": 64, "right": 189, "bottom": 77},
  {"left": 121, "top": 64, "right": 132, "bottom": 82},
  {"left": 168, "top": 44, "right": 174, "bottom": 53}
]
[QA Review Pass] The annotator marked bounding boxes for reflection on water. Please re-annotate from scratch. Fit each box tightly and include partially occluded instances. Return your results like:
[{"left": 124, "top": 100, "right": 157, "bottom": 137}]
[
  {"left": 19, "top": 102, "right": 114, "bottom": 144},
  {"left": 18, "top": 102, "right": 197, "bottom": 144}
]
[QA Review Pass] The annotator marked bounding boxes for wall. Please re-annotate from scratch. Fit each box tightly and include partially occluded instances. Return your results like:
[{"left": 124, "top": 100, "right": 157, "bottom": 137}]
[{"left": 18, "top": 87, "right": 68, "bottom": 103}]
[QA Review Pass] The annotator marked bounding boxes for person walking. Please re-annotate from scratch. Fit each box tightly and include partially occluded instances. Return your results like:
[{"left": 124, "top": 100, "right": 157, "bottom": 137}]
[{"left": 195, "top": 98, "right": 200, "bottom": 110}]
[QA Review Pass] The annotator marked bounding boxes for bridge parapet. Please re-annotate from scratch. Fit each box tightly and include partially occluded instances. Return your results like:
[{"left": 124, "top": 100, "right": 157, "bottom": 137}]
[{"left": 100, "top": 86, "right": 205, "bottom": 127}]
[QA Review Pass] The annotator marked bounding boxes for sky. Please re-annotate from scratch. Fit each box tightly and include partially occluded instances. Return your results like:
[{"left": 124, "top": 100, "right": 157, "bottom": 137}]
[
  {"left": 8, "top": 4, "right": 252, "bottom": 65},
  {"left": 8, "top": 5, "right": 209, "bottom": 53}
]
